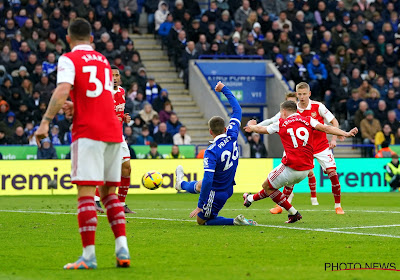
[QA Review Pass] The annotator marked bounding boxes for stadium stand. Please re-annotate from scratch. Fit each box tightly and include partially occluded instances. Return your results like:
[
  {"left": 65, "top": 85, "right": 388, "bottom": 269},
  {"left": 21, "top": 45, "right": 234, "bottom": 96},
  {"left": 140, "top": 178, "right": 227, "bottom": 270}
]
[{"left": 2, "top": 0, "right": 400, "bottom": 157}]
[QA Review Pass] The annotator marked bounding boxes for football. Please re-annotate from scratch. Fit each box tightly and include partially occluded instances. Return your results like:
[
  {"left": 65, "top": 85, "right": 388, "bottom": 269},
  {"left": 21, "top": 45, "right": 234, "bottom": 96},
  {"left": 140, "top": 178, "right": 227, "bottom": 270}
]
[{"left": 142, "top": 171, "right": 163, "bottom": 190}]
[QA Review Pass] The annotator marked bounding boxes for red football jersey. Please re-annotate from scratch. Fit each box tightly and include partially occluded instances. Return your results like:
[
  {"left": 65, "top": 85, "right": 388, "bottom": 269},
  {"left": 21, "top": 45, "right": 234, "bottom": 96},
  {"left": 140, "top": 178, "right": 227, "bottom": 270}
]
[
  {"left": 267, "top": 114, "right": 319, "bottom": 171},
  {"left": 113, "top": 86, "right": 126, "bottom": 128},
  {"left": 297, "top": 100, "right": 334, "bottom": 154},
  {"left": 57, "top": 45, "right": 122, "bottom": 143}
]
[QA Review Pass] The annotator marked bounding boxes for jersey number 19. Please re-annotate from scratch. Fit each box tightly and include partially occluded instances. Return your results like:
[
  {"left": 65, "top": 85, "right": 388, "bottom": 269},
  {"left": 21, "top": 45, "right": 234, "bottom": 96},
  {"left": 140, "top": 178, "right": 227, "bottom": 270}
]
[{"left": 287, "top": 127, "right": 309, "bottom": 148}]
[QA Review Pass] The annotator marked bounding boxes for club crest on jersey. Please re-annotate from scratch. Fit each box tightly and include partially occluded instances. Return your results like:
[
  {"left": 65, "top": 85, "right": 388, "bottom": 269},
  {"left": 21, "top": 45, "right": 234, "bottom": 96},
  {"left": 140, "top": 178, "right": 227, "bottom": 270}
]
[
  {"left": 311, "top": 112, "right": 317, "bottom": 118},
  {"left": 203, "top": 157, "right": 209, "bottom": 168}
]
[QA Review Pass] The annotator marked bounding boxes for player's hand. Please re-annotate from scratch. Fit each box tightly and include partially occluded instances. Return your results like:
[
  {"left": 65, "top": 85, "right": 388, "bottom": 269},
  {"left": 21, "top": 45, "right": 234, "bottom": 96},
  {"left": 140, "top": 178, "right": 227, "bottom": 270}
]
[
  {"left": 244, "top": 125, "right": 255, "bottom": 133},
  {"left": 62, "top": 100, "right": 74, "bottom": 117},
  {"left": 35, "top": 122, "right": 49, "bottom": 147},
  {"left": 117, "top": 116, "right": 123, "bottom": 122},
  {"left": 346, "top": 127, "right": 358, "bottom": 137},
  {"left": 247, "top": 119, "right": 257, "bottom": 126},
  {"left": 338, "top": 136, "right": 345, "bottom": 141},
  {"left": 124, "top": 113, "right": 131, "bottom": 123},
  {"left": 214, "top": 81, "right": 225, "bottom": 92},
  {"left": 329, "top": 139, "right": 337, "bottom": 149},
  {"left": 189, "top": 207, "right": 203, "bottom": 218}
]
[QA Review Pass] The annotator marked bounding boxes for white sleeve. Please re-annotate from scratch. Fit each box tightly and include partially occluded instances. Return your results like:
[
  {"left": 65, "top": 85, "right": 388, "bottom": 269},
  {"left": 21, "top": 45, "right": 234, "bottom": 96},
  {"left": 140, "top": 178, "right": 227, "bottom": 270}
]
[
  {"left": 318, "top": 103, "right": 335, "bottom": 123},
  {"left": 258, "top": 112, "right": 281, "bottom": 127},
  {"left": 310, "top": 117, "right": 320, "bottom": 128},
  {"left": 57, "top": 55, "right": 75, "bottom": 85},
  {"left": 266, "top": 121, "right": 280, "bottom": 134}
]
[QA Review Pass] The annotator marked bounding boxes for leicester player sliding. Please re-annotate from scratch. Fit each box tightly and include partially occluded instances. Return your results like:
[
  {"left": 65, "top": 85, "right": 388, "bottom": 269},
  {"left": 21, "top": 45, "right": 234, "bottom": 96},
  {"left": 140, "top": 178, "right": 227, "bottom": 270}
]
[{"left": 175, "top": 81, "right": 256, "bottom": 226}]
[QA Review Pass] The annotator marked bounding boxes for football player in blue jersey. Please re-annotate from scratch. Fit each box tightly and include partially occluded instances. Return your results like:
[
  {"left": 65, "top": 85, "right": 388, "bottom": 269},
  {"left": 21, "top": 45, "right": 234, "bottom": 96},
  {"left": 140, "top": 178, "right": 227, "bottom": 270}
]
[{"left": 175, "top": 81, "right": 257, "bottom": 226}]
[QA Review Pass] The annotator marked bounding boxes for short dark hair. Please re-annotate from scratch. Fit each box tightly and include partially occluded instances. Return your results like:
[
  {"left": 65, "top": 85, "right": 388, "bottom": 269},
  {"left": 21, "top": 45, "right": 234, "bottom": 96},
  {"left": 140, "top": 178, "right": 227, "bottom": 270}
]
[
  {"left": 110, "top": 65, "right": 119, "bottom": 70},
  {"left": 280, "top": 100, "right": 297, "bottom": 113},
  {"left": 208, "top": 116, "right": 225, "bottom": 135},
  {"left": 150, "top": 142, "right": 158, "bottom": 148},
  {"left": 285, "top": 92, "right": 297, "bottom": 100},
  {"left": 68, "top": 18, "right": 92, "bottom": 41}
]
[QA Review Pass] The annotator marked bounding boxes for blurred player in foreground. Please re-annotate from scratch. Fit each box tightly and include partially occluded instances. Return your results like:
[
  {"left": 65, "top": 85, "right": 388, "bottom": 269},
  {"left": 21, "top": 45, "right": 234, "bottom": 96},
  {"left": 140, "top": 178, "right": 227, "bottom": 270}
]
[
  {"left": 175, "top": 81, "right": 257, "bottom": 226},
  {"left": 94, "top": 65, "right": 135, "bottom": 214},
  {"left": 243, "top": 101, "right": 357, "bottom": 223},
  {"left": 35, "top": 18, "right": 130, "bottom": 269}
]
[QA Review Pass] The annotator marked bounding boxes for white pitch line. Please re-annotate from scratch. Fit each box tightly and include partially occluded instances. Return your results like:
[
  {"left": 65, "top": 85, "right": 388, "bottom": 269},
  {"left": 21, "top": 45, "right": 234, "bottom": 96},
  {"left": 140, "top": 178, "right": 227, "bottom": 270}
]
[
  {"left": 1, "top": 209, "right": 400, "bottom": 239},
  {"left": 328, "top": 224, "right": 400, "bottom": 230}
]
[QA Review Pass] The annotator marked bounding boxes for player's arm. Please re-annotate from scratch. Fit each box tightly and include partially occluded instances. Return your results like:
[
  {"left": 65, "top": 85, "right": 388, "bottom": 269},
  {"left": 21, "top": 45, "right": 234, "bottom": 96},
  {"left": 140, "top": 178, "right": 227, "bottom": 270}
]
[
  {"left": 245, "top": 121, "right": 279, "bottom": 135},
  {"left": 215, "top": 81, "right": 242, "bottom": 122},
  {"left": 314, "top": 122, "right": 358, "bottom": 137},
  {"left": 257, "top": 112, "right": 281, "bottom": 127}
]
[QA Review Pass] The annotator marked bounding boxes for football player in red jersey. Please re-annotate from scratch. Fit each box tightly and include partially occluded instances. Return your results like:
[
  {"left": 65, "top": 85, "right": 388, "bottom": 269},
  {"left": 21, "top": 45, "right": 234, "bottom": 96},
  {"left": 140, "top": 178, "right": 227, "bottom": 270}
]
[
  {"left": 94, "top": 66, "right": 135, "bottom": 214},
  {"left": 35, "top": 18, "right": 130, "bottom": 269},
  {"left": 243, "top": 101, "right": 357, "bottom": 223}
]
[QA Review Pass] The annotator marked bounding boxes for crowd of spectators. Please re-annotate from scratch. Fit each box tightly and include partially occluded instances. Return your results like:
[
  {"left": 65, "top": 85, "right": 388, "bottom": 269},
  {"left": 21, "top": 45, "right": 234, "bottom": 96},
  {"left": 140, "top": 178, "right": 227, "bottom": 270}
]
[{"left": 0, "top": 0, "right": 192, "bottom": 153}]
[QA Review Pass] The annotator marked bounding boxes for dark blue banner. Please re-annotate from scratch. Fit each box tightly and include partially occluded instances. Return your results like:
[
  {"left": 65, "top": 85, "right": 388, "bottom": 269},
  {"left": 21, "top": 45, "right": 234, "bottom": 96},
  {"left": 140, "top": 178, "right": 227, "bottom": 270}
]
[{"left": 195, "top": 61, "right": 267, "bottom": 104}]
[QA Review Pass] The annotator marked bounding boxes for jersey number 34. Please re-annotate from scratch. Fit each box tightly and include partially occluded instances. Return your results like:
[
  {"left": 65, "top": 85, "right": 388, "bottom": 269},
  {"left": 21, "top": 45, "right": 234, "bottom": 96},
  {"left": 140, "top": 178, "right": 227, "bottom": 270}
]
[{"left": 83, "top": 66, "right": 113, "bottom": 97}]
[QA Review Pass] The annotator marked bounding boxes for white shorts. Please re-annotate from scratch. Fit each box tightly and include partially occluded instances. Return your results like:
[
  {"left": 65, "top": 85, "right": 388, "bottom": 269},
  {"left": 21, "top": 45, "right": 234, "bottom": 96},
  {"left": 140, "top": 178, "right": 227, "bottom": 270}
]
[
  {"left": 314, "top": 148, "right": 336, "bottom": 172},
  {"left": 268, "top": 163, "right": 310, "bottom": 189},
  {"left": 71, "top": 138, "right": 122, "bottom": 186},
  {"left": 121, "top": 140, "right": 131, "bottom": 163}
]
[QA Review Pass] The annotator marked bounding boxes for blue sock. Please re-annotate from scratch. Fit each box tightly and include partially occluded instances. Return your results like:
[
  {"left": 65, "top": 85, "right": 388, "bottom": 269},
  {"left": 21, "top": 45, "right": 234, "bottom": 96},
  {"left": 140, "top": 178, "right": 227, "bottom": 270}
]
[
  {"left": 181, "top": 181, "right": 199, "bottom": 194},
  {"left": 205, "top": 216, "right": 234, "bottom": 226}
]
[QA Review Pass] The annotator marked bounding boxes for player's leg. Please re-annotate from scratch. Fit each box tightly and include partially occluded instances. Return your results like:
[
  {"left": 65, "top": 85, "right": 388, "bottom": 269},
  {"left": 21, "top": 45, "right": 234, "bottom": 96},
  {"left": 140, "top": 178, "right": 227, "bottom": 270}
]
[
  {"left": 269, "top": 184, "right": 294, "bottom": 214},
  {"left": 118, "top": 141, "right": 135, "bottom": 213},
  {"left": 198, "top": 191, "right": 257, "bottom": 226},
  {"left": 103, "top": 142, "right": 130, "bottom": 267},
  {"left": 175, "top": 165, "right": 201, "bottom": 193},
  {"left": 64, "top": 138, "right": 105, "bottom": 270},
  {"left": 314, "top": 149, "right": 344, "bottom": 214},
  {"left": 308, "top": 170, "right": 318, "bottom": 205},
  {"left": 94, "top": 187, "right": 104, "bottom": 213}
]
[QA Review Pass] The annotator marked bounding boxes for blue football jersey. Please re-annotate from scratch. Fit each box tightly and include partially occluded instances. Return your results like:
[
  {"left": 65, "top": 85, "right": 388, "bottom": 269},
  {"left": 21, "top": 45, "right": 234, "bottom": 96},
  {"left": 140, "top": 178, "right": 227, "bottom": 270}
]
[{"left": 203, "top": 117, "right": 240, "bottom": 193}]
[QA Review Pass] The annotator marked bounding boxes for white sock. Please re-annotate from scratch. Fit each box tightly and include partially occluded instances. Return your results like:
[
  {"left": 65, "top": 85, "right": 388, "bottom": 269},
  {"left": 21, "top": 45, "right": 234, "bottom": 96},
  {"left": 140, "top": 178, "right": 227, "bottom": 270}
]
[
  {"left": 288, "top": 192, "right": 294, "bottom": 203},
  {"left": 94, "top": 196, "right": 100, "bottom": 202},
  {"left": 287, "top": 206, "right": 297, "bottom": 215},
  {"left": 247, "top": 194, "right": 254, "bottom": 202},
  {"left": 115, "top": 236, "right": 128, "bottom": 253},
  {"left": 121, "top": 202, "right": 126, "bottom": 206},
  {"left": 335, "top": 203, "right": 341, "bottom": 208},
  {"left": 82, "top": 245, "right": 95, "bottom": 260}
]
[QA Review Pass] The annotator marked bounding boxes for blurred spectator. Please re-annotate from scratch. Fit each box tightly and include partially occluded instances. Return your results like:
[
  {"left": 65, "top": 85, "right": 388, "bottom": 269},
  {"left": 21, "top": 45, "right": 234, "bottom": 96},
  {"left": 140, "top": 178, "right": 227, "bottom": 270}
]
[
  {"left": 375, "top": 123, "right": 394, "bottom": 150},
  {"left": 385, "top": 110, "right": 400, "bottom": 133},
  {"left": 384, "top": 153, "right": 400, "bottom": 191},
  {"left": 0, "top": 128, "right": 10, "bottom": 145},
  {"left": 347, "top": 89, "right": 364, "bottom": 117},
  {"left": 11, "top": 126, "right": 28, "bottom": 144},
  {"left": 375, "top": 100, "right": 388, "bottom": 125},
  {"left": 235, "top": 0, "right": 252, "bottom": 26},
  {"left": 385, "top": 88, "right": 397, "bottom": 111},
  {"left": 37, "top": 138, "right": 57, "bottom": 159},
  {"left": 360, "top": 110, "right": 381, "bottom": 157},
  {"left": 275, "top": 53, "right": 290, "bottom": 81},
  {"left": 145, "top": 141, "right": 164, "bottom": 159},
  {"left": 119, "top": 0, "right": 140, "bottom": 33},
  {"left": 136, "top": 126, "right": 154, "bottom": 145},
  {"left": 131, "top": 115, "right": 145, "bottom": 138},
  {"left": 155, "top": 1, "right": 169, "bottom": 33},
  {"left": 50, "top": 125, "right": 61, "bottom": 145},
  {"left": 148, "top": 114, "right": 160, "bottom": 136},
  {"left": 249, "top": 132, "right": 268, "bottom": 158},
  {"left": 34, "top": 75, "right": 55, "bottom": 103},
  {"left": 137, "top": 67, "right": 148, "bottom": 92},
  {"left": 167, "top": 113, "right": 182, "bottom": 136},
  {"left": 153, "top": 89, "right": 170, "bottom": 113},
  {"left": 145, "top": 75, "right": 162, "bottom": 104},
  {"left": 354, "top": 101, "right": 369, "bottom": 128},
  {"left": 173, "top": 125, "right": 191, "bottom": 145},
  {"left": 0, "top": 111, "right": 23, "bottom": 137},
  {"left": 139, "top": 102, "right": 158, "bottom": 124},
  {"left": 154, "top": 122, "right": 173, "bottom": 144},
  {"left": 124, "top": 125, "right": 136, "bottom": 145},
  {"left": 168, "top": 145, "right": 185, "bottom": 159},
  {"left": 121, "top": 68, "right": 137, "bottom": 91},
  {"left": 159, "top": 101, "right": 173, "bottom": 123},
  {"left": 131, "top": 92, "right": 145, "bottom": 118},
  {"left": 307, "top": 55, "right": 327, "bottom": 100},
  {"left": 128, "top": 140, "right": 137, "bottom": 159},
  {"left": 42, "top": 53, "right": 57, "bottom": 76}
]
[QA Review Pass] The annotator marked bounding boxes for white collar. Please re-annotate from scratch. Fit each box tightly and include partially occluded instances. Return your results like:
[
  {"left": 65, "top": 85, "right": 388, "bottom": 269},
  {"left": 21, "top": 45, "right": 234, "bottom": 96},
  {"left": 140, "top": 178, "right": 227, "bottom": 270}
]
[
  {"left": 297, "top": 100, "right": 312, "bottom": 111},
  {"left": 287, "top": 113, "right": 300, "bottom": 118},
  {"left": 209, "top": 133, "right": 227, "bottom": 144},
  {"left": 71, "top": 44, "right": 94, "bottom": 52}
]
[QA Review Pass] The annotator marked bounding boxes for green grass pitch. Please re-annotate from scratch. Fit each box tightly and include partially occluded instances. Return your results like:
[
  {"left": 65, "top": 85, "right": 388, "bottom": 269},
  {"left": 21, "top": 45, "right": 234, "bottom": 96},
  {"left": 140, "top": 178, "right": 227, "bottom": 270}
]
[{"left": 0, "top": 193, "right": 399, "bottom": 280}]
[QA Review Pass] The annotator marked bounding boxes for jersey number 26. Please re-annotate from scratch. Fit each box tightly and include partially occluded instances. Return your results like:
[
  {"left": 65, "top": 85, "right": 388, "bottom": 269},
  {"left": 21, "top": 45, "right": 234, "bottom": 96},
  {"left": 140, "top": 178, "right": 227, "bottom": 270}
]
[{"left": 221, "top": 141, "right": 239, "bottom": 171}]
